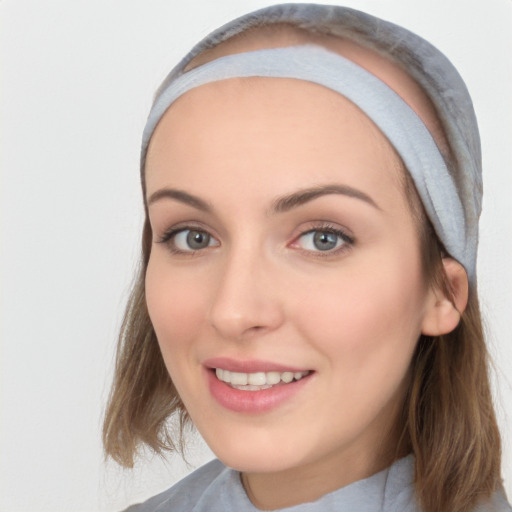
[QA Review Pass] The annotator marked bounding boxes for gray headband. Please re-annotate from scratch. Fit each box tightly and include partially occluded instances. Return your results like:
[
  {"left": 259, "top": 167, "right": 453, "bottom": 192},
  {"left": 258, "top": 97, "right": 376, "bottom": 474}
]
[{"left": 141, "top": 4, "right": 482, "bottom": 284}]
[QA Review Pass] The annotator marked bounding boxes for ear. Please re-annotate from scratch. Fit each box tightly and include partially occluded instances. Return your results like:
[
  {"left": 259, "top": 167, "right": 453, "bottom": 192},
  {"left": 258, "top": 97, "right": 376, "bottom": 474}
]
[{"left": 421, "top": 258, "right": 469, "bottom": 336}]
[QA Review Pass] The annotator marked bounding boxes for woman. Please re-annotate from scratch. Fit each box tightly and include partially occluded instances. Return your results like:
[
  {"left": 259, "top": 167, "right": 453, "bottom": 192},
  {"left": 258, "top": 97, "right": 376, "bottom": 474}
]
[{"left": 103, "top": 4, "right": 511, "bottom": 511}]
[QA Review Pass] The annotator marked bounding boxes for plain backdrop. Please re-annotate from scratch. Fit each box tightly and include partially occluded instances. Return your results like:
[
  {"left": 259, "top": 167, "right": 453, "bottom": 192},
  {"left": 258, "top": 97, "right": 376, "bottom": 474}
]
[{"left": 1, "top": 0, "right": 511, "bottom": 510}]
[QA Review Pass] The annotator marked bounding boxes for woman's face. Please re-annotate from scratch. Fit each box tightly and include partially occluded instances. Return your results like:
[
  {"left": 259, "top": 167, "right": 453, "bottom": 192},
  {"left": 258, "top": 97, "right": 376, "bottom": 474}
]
[{"left": 144, "top": 77, "right": 437, "bottom": 482}]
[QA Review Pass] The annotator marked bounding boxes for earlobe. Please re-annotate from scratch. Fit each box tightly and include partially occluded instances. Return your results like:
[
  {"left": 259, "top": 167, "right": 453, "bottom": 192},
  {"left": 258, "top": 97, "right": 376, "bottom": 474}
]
[{"left": 421, "top": 258, "right": 469, "bottom": 336}]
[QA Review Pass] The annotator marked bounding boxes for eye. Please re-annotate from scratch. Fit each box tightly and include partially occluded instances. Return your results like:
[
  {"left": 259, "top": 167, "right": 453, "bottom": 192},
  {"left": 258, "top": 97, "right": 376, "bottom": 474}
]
[
  {"left": 175, "top": 229, "right": 215, "bottom": 250},
  {"left": 295, "top": 228, "right": 353, "bottom": 253},
  {"left": 159, "top": 227, "right": 219, "bottom": 253}
]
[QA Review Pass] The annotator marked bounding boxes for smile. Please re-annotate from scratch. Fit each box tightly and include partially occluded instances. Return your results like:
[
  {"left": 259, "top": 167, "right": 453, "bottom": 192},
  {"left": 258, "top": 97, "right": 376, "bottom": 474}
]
[
  {"left": 215, "top": 368, "right": 311, "bottom": 390},
  {"left": 205, "top": 361, "right": 314, "bottom": 413}
]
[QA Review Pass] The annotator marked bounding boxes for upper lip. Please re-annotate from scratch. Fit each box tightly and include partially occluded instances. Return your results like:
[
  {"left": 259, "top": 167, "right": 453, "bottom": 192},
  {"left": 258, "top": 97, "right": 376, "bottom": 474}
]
[{"left": 203, "top": 357, "right": 309, "bottom": 374}]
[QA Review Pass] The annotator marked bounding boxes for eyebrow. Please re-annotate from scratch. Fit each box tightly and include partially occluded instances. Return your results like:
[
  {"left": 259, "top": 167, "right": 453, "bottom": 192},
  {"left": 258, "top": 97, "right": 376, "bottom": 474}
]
[
  {"left": 270, "top": 184, "right": 381, "bottom": 214},
  {"left": 147, "top": 188, "right": 212, "bottom": 212},
  {"left": 146, "top": 183, "right": 380, "bottom": 214}
]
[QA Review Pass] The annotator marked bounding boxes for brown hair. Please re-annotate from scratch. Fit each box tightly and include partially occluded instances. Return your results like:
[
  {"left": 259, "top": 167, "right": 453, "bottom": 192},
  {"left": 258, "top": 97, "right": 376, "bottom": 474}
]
[
  {"left": 103, "top": 31, "right": 503, "bottom": 512},
  {"left": 397, "top": 172, "right": 503, "bottom": 512}
]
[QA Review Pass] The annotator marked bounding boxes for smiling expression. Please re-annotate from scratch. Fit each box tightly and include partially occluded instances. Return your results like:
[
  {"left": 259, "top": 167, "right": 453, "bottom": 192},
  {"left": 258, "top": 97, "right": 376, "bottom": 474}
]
[{"left": 144, "top": 74, "right": 439, "bottom": 491}]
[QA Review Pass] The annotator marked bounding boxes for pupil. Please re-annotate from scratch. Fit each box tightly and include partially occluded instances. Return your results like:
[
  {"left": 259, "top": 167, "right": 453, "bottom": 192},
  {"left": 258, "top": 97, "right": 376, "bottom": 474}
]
[
  {"left": 313, "top": 231, "right": 337, "bottom": 251},
  {"left": 187, "top": 230, "right": 209, "bottom": 249}
]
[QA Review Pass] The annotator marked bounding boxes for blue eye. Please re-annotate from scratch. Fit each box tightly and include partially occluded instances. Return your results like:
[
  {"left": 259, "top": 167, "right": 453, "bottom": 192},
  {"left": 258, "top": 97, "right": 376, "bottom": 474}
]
[
  {"left": 297, "top": 229, "right": 351, "bottom": 252},
  {"left": 161, "top": 228, "right": 219, "bottom": 253}
]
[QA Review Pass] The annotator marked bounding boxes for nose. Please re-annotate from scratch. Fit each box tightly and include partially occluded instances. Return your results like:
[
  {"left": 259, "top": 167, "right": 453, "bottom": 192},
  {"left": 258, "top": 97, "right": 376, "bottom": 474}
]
[{"left": 207, "top": 247, "right": 284, "bottom": 341}]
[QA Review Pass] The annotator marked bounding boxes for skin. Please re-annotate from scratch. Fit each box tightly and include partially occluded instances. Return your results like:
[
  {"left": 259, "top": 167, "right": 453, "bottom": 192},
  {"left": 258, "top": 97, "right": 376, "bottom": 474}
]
[{"left": 144, "top": 32, "right": 467, "bottom": 510}]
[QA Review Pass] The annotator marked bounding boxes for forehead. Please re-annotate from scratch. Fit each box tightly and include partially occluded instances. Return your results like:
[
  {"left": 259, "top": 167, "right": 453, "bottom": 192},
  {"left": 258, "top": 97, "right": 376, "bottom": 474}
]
[
  {"left": 145, "top": 76, "right": 405, "bottom": 208},
  {"left": 185, "top": 24, "right": 448, "bottom": 158}
]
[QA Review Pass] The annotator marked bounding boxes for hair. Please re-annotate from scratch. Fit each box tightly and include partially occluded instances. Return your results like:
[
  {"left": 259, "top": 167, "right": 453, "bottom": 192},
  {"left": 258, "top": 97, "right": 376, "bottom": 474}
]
[
  {"left": 103, "top": 29, "right": 503, "bottom": 512},
  {"left": 397, "top": 171, "right": 503, "bottom": 512}
]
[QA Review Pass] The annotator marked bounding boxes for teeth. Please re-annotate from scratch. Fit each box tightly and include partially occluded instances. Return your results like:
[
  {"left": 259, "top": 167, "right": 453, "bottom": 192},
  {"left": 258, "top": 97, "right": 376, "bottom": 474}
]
[
  {"left": 248, "top": 372, "right": 266, "bottom": 386},
  {"left": 215, "top": 368, "right": 310, "bottom": 388},
  {"left": 281, "top": 372, "right": 294, "bottom": 383},
  {"left": 231, "top": 372, "right": 248, "bottom": 385},
  {"left": 266, "top": 371, "right": 281, "bottom": 385}
]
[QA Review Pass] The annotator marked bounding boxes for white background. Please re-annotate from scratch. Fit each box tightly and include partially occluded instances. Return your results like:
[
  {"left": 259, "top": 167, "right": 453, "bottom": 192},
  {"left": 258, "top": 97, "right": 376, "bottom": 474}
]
[{"left": 1, "top": 0, "right": 511, "bottom": 510}]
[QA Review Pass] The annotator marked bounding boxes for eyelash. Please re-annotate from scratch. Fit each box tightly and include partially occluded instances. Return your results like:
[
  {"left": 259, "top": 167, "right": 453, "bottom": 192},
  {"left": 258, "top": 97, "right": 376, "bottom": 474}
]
[{"left": 156, "top": 223, "right": 354, "bottom": 257}]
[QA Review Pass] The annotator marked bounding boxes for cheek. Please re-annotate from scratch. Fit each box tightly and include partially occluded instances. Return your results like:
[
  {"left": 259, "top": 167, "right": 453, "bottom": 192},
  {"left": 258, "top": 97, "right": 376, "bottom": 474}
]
[
  {"left": 301, "top": 268, "right": 423, "bottom": 331},
  {"left": 292, "top": 254, "right": 425, "bottom": 386},
  {"left": 295, "top": 271, "right": 422, "bottom": 437},
  {"left": 145, "top": 255, "right": 208, "bottom": 361}
]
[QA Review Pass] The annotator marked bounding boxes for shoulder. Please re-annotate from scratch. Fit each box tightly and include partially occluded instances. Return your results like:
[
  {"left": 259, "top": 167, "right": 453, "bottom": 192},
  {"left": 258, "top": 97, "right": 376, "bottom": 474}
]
[
  {"left": 473, "top": 488, "right": 512, "bottom": 512},
  {"left": 122, "top": 458, "right": 228, "bottom": 512}
]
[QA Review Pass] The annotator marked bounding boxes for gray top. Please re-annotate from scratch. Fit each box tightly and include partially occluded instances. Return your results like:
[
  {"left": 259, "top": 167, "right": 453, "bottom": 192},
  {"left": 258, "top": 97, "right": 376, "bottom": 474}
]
[{"left": 123, "top": 455, "right": 511, "bottom": 511}]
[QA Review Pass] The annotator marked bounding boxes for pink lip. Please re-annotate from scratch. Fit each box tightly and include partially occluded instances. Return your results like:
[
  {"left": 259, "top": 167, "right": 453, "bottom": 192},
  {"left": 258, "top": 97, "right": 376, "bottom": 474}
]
[
  {"left": 203, "top": 359, "right": 313, "bottom": 414},
  {"left": 203, "top": 357, "right": 308, "bottom": 373}
]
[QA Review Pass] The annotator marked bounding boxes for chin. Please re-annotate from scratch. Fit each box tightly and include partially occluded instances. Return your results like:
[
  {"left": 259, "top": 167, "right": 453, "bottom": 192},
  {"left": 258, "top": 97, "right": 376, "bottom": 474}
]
[
  {"left": 214, "top": 445, "right": 305, "bottom": 474},
  {"left": 195, "top": 420, "right": 322, "bottom": 474}
]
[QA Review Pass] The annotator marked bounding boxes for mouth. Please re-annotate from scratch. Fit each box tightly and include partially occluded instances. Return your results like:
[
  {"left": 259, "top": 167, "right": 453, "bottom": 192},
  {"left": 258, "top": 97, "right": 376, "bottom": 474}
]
[
  {"left": 203, "top": 359, "right": 314, "bottom": 413},
  {"left": 213, "top": 368, "right": 311, "bottom": 391}
]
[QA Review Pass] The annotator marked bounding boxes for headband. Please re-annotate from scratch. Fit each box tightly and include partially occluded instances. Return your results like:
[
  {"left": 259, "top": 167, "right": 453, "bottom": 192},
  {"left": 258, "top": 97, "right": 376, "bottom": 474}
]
[{"left": 141, "top": 44, "right": 472, "bottom": 281}]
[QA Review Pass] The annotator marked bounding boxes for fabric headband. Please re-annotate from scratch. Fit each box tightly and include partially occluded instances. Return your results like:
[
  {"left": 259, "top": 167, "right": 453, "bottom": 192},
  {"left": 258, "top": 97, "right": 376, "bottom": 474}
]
[{"left": 141, "top": 44, "right": 470, "bottom": 281}]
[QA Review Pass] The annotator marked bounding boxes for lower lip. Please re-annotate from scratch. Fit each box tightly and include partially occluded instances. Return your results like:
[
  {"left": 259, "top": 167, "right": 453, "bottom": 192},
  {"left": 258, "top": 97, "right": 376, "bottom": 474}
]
[{"left": 206, "top": 369, "right": 312, "bottom": 413}]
